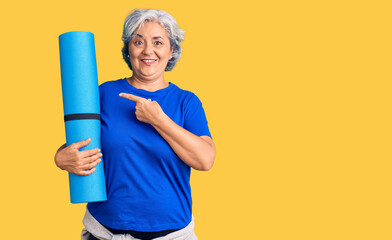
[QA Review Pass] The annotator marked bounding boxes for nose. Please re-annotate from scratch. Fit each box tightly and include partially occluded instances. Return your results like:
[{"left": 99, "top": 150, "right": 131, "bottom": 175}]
[{"left": 142, "top": 42, "right": 153, "bottom": 56}]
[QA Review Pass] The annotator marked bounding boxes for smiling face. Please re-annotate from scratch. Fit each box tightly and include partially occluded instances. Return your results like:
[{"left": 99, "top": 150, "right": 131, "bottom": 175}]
[{"left": 128, "top": 20, "right": 173, "bottom": 80}]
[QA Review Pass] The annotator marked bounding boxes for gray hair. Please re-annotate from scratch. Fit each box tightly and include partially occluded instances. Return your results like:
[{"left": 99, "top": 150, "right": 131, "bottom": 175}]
[{"left": 121, "top": 9, "right": 185, "bottom": 71}]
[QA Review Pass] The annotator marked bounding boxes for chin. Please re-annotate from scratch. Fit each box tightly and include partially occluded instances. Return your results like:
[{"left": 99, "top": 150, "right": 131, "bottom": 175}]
[{"left": 139, "top": 71, "right": 159, "bottom": 78}]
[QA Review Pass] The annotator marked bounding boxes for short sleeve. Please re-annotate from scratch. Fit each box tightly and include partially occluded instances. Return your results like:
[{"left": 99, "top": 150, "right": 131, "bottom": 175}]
[{"left": 183, "top": 93, "right": 212, "bottom": 138}]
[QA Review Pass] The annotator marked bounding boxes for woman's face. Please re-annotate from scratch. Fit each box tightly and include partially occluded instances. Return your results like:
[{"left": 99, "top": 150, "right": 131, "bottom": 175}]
[{"left": 128, "top": 21, "right": 173, "bottom": 80}]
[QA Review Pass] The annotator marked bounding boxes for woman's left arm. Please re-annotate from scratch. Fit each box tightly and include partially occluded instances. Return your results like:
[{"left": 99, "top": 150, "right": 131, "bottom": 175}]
[{"left": 119, "top": 93, "right": 216, "bottom": 171}]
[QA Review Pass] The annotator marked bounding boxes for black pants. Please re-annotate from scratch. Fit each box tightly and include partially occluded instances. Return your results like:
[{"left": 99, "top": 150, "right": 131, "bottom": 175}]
[{"left": 88, "top": 226, "right": 180, "bottom": 240}]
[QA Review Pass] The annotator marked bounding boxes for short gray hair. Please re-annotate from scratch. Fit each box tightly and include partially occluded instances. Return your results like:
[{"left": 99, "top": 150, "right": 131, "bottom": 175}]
[{"left": 121, "top": 9, "right": 185, "bottom": 71}]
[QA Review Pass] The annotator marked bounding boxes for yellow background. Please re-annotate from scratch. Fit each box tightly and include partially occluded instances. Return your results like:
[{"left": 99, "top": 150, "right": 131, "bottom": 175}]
[{"left": 0, "top": 0, "right": 391, "bottom": 239}]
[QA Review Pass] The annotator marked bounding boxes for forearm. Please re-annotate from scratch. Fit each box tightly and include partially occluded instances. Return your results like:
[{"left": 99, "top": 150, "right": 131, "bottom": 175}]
[
  {"left": 152, "top": 114, "right": 215, "bottom": 171},
  {"left": 118, "top": 92, "right": 215, "bottom": 170}
]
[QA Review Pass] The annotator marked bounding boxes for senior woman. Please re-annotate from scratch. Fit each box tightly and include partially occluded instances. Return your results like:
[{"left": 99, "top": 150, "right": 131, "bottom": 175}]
[{"left": 54, "top": 9, "right": 215, "bottom": 240}]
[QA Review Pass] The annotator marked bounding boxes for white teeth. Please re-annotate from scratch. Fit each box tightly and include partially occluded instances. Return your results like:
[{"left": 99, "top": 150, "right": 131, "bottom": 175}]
[{"left": 142, "top": 60, "right": 155, "bottom": 62}]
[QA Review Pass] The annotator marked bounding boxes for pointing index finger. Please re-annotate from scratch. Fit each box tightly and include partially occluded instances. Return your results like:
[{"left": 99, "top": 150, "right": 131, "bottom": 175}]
[{"left": 119, "top": 93, "right": 144, "bottom": 102}]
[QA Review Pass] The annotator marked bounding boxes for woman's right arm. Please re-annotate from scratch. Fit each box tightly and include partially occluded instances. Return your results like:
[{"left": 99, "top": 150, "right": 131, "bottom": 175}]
[{"left": 54, "top": 138, "right": 102, "bottom": 176}]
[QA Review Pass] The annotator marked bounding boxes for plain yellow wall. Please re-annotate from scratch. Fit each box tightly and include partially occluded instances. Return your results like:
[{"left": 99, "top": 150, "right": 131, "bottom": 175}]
[{"left": 0, "top": 0, "right": 391, "bottom": 239}]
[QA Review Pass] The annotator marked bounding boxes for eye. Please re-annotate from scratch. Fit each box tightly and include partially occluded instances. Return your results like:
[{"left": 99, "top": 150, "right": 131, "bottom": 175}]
[
  {"left": 154, "top": 41, "right": 163, "bottom": 45},
  {"left": 135, "top": 40, "right": 143, "bottom": 45}
]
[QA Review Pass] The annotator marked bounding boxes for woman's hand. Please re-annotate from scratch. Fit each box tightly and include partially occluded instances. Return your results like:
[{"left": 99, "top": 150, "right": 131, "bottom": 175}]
[
  {"left": 119, "top": 93, "right": 215, "bottom": 171},
  {"left": 119, "top": 93, "right": 164, "bottom": 126},
  {"left": 54, "top": 138, "right": 102, "bottom": 176}
]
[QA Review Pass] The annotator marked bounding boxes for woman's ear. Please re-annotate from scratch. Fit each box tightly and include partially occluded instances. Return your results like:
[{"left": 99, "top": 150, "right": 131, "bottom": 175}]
[{"left": 170, "top": 46, "right": 174, "bottom": 58}]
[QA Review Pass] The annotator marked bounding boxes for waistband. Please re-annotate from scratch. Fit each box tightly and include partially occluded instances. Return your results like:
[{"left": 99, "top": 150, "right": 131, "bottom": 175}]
[{"left": 81, "top": 207, "right": 198, "bottom": 240}]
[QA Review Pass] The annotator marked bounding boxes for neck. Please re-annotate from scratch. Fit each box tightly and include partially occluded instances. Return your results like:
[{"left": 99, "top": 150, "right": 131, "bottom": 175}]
[{"left": 127, "top": 74, "right": 169, "bottom": 92}]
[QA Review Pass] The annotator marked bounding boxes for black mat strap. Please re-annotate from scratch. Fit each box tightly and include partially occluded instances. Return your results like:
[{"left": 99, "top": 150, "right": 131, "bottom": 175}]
[{"left": 64, "top": 113, "right": 101, "bottom": 122}]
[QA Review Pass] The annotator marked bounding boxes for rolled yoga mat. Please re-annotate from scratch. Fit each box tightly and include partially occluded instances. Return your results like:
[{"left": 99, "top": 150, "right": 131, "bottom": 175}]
[{"left": 59, "top": 31, "right": 107, "bottom": 203}]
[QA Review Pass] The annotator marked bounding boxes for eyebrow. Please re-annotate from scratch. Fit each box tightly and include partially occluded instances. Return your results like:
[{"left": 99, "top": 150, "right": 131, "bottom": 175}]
[{"left": 136, "top": 34, "right": 163, "bottom": 40}]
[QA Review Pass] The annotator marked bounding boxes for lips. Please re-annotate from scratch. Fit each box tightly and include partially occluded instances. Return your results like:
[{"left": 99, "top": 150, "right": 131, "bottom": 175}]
[{"left": 140, "top": 59, "right": 157, "bottom": 66}]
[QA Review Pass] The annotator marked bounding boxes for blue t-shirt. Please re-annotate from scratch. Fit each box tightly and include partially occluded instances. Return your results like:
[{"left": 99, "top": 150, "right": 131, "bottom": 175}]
[{"left": 87, "top": 78, "right": 211, "bottom": 231}]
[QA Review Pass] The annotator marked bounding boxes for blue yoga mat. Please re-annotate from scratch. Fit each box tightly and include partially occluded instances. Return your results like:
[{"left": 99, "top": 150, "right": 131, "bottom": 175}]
[{"left": 59, "top": 31, "right": 107, "bottom": 203}]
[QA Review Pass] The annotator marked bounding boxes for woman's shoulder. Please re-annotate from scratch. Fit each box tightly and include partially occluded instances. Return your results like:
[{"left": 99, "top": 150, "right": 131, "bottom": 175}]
[
  {"left": 170, "top": 83, "right": 197, "bottom": 99},
  {"left": 99, "top": 78, "right": 125, "bottom": 89},
  {"left": 170, "top": 83, "right": 205, "bottom": 107}
]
